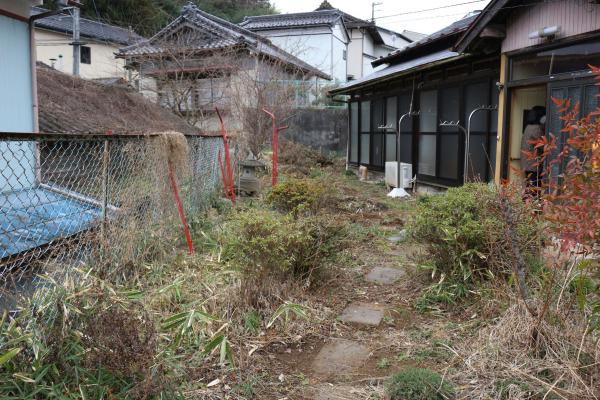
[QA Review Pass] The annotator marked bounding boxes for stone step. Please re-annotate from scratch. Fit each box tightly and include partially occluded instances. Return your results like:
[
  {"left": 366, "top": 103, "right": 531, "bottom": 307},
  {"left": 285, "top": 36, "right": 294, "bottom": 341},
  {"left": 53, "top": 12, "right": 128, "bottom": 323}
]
[
  {"left": 339, "top": 302, "right": 384, "bottom": 326},
  {"left": 366, "top": 266, "right": 405, "bottom": 284},
  {"left": 312, "top": 339, "right": 370, "bottom": 376}
]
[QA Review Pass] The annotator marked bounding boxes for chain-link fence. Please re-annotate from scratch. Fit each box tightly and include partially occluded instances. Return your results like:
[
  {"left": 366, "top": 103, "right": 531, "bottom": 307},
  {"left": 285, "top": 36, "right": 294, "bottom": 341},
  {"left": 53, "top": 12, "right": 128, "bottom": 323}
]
[{"left": 0, "top": 132, "right": 224, "bottom": 310}]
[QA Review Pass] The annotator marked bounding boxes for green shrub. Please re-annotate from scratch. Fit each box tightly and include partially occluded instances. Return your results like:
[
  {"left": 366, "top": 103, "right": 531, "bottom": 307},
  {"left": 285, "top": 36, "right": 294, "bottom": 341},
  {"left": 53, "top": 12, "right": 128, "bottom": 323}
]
[
  {"left": 222, "top": 209, "right": 341, "bottom": 282},
  {"left": 410, "top": 184, "right": 539, "bottom": 300},
  {"left": 385, "top": 368, "right": 455, "bottom": 400},
  {"left": 267, "top": 177, "right": 328, "bottom": 215}
]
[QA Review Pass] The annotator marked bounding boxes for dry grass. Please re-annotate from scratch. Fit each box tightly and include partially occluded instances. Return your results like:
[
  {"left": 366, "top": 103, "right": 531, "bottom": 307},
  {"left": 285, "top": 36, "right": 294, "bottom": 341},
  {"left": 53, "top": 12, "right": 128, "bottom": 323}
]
[
  {"left": 448, "top": 300, "right": 600, "bottom": 399},
  {"left": 37, "top": 66, "right": 198, "bottom": 135}
]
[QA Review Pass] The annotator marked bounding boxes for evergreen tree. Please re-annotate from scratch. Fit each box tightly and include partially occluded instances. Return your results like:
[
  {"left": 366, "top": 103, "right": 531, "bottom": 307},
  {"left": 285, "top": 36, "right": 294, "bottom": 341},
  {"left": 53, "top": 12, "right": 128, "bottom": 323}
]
[{"left": 44, "top": 0, "right": 276, "bottom": 37}]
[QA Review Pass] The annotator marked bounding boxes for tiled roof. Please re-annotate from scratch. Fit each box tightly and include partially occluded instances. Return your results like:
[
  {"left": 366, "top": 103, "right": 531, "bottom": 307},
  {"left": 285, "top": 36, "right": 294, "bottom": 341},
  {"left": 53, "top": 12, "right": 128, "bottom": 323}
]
[
  {"left": 37, "top": 66, "right": 199, "bottom": 135},
  {"left": 32, "top": 7, "right": 144, "bottom": 46},
  {"left": 119, "top": 3, "right": 329, "bottom": 79},
  {"left": 240, "top": 10, "right": 343, "bottom": 30},
  {"left": 372, "top": 14, "right": 478, "bottom": 67},
  {"left": 240, "top": 9, "right": 390, "bottom": 44}
]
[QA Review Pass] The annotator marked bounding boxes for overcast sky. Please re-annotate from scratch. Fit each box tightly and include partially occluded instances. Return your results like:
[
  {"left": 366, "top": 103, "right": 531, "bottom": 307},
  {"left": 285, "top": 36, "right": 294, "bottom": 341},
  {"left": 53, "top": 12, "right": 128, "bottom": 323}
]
[{"left": 271, "top": 0, "right": 491, "bottom": 35}]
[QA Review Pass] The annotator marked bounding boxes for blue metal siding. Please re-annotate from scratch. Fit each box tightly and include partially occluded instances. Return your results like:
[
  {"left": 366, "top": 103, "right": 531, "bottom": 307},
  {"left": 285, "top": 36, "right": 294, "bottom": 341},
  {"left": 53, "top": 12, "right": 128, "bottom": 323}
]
[
  {"left": 0, "top": 188, "right": 101, "bottom": 259},
  {"left": 0, "top": 15, "right": 36, "bottom": 191}
]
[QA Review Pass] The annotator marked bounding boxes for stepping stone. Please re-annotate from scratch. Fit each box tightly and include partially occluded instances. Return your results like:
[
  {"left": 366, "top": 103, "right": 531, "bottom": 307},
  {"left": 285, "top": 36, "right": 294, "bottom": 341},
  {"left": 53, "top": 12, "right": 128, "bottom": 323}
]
[
  {"left": 387, "top": 229, "right": 407, "bottom": 243},
  {"left": 312, "top": 339, "right": 370, "bottom": 376},
  {"left": 339, "top": 302, "right": 384, "bottom": 326},
  {"left": 366, "top": 266, "right": 405, "bottom": 284}
]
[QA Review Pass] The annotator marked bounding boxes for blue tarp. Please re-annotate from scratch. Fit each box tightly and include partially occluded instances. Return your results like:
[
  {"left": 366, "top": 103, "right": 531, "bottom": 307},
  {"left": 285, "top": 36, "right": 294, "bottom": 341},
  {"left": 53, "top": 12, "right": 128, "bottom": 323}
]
[{"left": 0, "top": 188, "right": 101, "bottom": 259}]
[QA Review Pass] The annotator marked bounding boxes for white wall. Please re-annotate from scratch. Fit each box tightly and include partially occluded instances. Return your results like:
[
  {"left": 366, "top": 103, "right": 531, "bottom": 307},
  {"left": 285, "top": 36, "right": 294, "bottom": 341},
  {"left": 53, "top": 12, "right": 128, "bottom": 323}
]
[
  {"left": 331, "top": 23, "right": 348, "bottom": 83},
  {"left": 0, "top": 14, "right": 36, "bottom": 191},
  {"left": 347, "top": 28, "right": 364, "bottom": 80},
  {"left": 252, "top": 25, "right": 350, "bottom": 82},
  {"left": 377, "top": 29, "right": 410, "bottom": 51},
  {"left": 362, "top": 34, "right": 376, "bottom": 76},
  {"left": 35, "top": 29, "right": 127, "bottom": 79}
]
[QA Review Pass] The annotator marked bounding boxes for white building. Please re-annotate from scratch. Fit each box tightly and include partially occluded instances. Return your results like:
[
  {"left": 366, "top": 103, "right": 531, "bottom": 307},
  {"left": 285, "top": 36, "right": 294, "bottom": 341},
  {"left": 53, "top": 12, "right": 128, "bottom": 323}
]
[
  {"left": 32, "top": 6, "right": 143, "bottom": 80},
  {"left": 240, "top": 1, "right": 425, "bottom": 84}
]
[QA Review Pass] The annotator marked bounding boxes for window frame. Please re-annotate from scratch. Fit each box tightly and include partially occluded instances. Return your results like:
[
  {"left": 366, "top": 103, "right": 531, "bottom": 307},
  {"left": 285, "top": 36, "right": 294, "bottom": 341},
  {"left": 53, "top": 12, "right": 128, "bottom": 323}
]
[
  {"left": 80, "top": 46, "right": 91, "bottom": 65},
  {"left": 346, "top": 59, "right": 499, "bottom": 187}
]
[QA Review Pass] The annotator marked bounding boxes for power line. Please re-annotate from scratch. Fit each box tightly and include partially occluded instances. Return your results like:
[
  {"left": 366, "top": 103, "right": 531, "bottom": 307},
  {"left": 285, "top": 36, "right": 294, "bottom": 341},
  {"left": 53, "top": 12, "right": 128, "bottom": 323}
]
[
  {"left": 374, "top": 0, "right": 488, "bottom": 20},
  {"left": 382, "top": 11, "right": 470, "bottom": 25}
]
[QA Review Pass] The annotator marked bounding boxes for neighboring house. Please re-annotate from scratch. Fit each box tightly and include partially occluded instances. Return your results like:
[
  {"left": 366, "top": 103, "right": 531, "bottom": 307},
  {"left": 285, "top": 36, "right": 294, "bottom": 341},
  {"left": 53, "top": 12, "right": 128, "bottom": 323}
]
[
  {"left": 332, "top": 0, "right": 600, "bottom": 189},
  {"left": 32, "top": 6, "right": 143, "bottom": 80},
  {"left": 0, "top": 0, "right": 42, "bottom": 190},
  {"left": 240, "top": 1, "right": 423, "bottom": 83},
  {"left": 118, "top": 3, "right": 328, "bottom": 131}
]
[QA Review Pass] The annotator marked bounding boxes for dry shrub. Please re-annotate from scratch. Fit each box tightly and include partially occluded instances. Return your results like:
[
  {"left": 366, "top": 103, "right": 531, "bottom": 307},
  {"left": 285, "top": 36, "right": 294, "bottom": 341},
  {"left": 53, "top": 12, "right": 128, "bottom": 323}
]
[
  {"left": 82, "top": 302, "right": 157, "bottom": 377},
  {"left": 267, "top": 177, "right": 334, "bottom": 215},
  {"left": 278, "top": 140, "right": 334, "bottom": 175},
  {"left": 450, "top": 300, "right": 600, "bottom": 399},
  {"left": 222, "top": 209, "right": 343, "bottom": 308}
]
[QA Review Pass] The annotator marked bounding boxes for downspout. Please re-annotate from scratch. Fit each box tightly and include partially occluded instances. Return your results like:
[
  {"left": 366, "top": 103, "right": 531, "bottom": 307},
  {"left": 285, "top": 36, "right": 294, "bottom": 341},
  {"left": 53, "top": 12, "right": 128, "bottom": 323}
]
[
  {"left": 28, "top": 8, "right": 67, "bottom": 185},
  {"left": 330, "top": 28, "right": 334, "bottom": 81},
  {"left": 29, "top": 19, "right": 38, "bottom": 134},
  {"left": 29, "top": 8, "right": 67, "bottom": 134},
  {"left": 29, "top": 16, "right": 41, "bottom": 184}
]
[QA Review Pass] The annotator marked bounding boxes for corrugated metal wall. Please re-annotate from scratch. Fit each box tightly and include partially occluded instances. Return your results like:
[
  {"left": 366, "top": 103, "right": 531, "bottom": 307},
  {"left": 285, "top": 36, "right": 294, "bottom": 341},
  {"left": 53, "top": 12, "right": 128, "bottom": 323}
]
[
  {"left": 0, "top": 15, "right": 36, "bottom": 192},
  {"left": 502, "top": 0, "right": 600, "bottom": 53}
]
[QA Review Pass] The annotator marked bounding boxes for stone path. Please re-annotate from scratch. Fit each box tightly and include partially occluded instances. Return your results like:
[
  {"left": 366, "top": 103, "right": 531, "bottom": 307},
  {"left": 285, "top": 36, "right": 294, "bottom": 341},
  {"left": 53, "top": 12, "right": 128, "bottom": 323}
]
[
  {"left": 339, "top": 302, "right": 384, "bottom": 326},
  {"left": 312, "top": 339, "right": 371, "bottom": 376},
  {"left": 366, "top": 266, "right": 405, "bottom": 284},
  {"left": 308, "top": 263, "right": 405, "bottom": 395}
]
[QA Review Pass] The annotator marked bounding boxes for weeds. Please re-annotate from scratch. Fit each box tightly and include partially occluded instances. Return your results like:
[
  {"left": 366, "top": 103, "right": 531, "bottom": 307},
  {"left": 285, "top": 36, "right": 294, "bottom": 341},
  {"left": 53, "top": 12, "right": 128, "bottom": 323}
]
[
  {"left": 385, "top": 367, "right": 455, "bottom": 400},
  {"left": 266, "top": 302, "right": 309, "bottom": 329},
  {"left": 0, "top": 275, "right": 167, "bottom": 399}
]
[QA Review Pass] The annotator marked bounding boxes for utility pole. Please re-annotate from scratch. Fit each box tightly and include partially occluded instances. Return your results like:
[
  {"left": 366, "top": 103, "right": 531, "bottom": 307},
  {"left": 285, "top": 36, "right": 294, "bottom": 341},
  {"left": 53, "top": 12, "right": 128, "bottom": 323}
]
[
  {"left": 371, "top": 2, "right": 383, "bottom": 22},
  {"left": 72, "top": 5, "right": 81, "bottom": 76}
]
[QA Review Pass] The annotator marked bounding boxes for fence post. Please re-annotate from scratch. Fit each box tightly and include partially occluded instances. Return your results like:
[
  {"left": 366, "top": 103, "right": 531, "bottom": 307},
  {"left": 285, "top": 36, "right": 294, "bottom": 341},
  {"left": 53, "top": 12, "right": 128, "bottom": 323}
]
[{"left": 101, "top": 130, "right": 112, "bottom": 241}]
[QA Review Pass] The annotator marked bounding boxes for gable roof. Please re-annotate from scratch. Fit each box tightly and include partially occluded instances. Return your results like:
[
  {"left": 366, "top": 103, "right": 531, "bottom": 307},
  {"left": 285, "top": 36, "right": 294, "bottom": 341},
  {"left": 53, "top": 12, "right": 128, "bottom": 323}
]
[
  {"left": 454, "top": 0, "right": 511, "bottom": 53},
  {"left": 36, "top": 64, "right": 199, "bottom": 135},
  {"left": 32, "top": 7, "right": 143, "bottom": 46},
  {"left": 240, "top": 10, "right": 343, "bottom": 31},
  {"left": 372, "top": 14, "right": 478, "bottom": 67},
  {"left": 118, "top": 3, "right": 329, "bottom": 79},
  {"left": 240, "top": 7, "right": 387, "bottom": 45}
]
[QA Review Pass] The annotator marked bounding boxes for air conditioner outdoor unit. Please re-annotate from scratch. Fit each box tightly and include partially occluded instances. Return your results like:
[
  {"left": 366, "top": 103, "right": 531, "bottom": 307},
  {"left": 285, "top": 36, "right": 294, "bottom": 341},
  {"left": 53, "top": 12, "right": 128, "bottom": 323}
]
[{"left": 385, "top": 162, "right": 413, "bottom": 189}]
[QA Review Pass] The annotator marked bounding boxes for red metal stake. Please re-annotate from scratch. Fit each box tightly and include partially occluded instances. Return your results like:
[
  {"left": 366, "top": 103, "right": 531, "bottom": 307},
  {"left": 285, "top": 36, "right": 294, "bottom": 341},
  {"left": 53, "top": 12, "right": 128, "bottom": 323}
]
[
  {"left": 218, "top": 149, "right": 230, "bottom": 199},
  {"left": 215, "top": 107, "right": 235, "bottom": 203},
  {"left": 168, "top": 160, "right": 194, "bottom": 254},
  {"left": 262, "top": 108, "right": 288, "bottom": 187}
]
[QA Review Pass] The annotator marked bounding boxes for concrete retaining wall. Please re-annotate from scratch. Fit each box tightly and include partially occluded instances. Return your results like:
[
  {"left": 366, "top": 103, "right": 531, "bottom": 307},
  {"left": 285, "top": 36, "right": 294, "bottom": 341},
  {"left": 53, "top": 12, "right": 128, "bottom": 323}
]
[{"left": 286, "top": 107, "right": 348, "bottom": 155}]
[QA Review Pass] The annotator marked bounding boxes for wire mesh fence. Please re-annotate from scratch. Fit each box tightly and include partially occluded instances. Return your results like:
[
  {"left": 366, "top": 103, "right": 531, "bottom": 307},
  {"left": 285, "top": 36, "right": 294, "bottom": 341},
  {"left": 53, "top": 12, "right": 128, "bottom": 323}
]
[{"left": 0, "top": 132, "right": 224, "bottom": 311}]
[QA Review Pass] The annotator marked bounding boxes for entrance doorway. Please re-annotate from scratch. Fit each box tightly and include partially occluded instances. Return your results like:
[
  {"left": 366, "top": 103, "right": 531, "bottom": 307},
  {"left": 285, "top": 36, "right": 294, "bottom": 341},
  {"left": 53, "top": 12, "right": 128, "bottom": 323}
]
[{"left": 507, "top": 85, "right": 547, "bottom": 183}]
